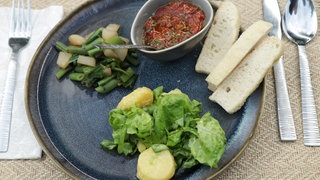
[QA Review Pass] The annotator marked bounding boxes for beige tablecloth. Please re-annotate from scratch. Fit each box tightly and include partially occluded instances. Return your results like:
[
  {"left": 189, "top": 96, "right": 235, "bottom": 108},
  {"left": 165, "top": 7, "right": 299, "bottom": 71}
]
[{"left": 1, "top": 0, "right": 320, "bottom": 179}]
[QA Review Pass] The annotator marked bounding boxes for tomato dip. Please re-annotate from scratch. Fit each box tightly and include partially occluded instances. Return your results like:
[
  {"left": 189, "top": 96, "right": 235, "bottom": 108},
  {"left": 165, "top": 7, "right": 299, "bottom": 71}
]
[{"left": 143, "top": 0, "right": 205, "bottom": 49}]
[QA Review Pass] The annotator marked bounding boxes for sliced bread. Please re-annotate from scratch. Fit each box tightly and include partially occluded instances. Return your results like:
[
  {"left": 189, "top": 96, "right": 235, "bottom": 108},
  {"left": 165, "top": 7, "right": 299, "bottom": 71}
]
[
  {"left": 205, "top": 20, "right": 273, "bottom": 91},
  {"left": 195, "top": 0, "right": 240, "bottom": 74},
  {"left": 209, "top": 36, "right": 284, "bottom": 114}
]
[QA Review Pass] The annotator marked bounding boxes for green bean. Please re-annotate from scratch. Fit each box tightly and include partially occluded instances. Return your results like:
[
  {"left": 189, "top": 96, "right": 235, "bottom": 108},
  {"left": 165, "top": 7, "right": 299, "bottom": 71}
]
[
  {"left": 88, "top": 48, "right": 103, "bottom": 57},
  {"left": 112, "top": 67, "right": 128, "bottom": 75},
  {"left": 74, "top": 65, "right": 94, "bottom": 74},
  {"left": 55, "top": 41, "right": 68, "bottom": 52},
  {"left": 74, "top": 66, "right": 83, "bottom": 73},
  {"left": 125, "top": 55, "right": 139, "bottom": 66},
  {"left": 95, "top": 79, "right": 119, "bottom": 93},
  {"left": 84, "top": 38, "right": 104, "bottom": 51},
  {"left": 56, "top": 66, "right": 73, "bottom": 80},
  {"left": 81, "top": 65, "right": 105, "bottom": 88},
  {"left": 120, "top": 61, "right": 130, "bottom": 69},
  {"left": 120, "top": 67, "right": 135, "bottom": 83},
  {"left": 130, "top": 51, "right": 138, "bottom": 58},
  {"left": 83, "top": 27, "right": 103, "bottom": 45},
  {"left": 69, "top": 54, "right": 79, "bottom": 63},
  {"left": 83, "top": 66, "right": 95, "bottom": 74},
  {"left": 100, "top": 58, "right": 116, "bottom": 66},
  {"left": 109, "top": 61, "right": 119, "bottom": 68},
  {"left": 97, "top": 74, "right": 116, "bottom": 86},
  {"left": 66, "top": 46, "right": 88, "bottom": 55},
  {"left": 123, "top": 74, "right": 138, "bottom": 88},
  {"left": 69, "top": 73, "right": 85, "bottom": 81}
]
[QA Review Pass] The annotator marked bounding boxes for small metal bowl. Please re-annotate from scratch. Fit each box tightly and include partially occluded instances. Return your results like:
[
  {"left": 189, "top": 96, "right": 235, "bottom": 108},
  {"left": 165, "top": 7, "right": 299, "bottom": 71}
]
[{"left": 130, "top": 0, "right": 214, "bottom": 61}]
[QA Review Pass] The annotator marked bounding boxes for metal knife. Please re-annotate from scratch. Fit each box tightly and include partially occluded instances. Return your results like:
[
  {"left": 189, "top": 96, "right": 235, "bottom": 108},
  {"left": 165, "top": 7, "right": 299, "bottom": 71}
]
[{"left": 263, "top": 0, "right": 297, "bottom": 141}]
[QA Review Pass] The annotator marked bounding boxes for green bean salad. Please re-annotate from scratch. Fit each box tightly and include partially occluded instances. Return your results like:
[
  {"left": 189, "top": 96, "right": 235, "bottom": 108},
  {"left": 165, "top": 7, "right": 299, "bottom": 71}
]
[{"left": 54, "top": 24, "right": 139, "bottom": 94}]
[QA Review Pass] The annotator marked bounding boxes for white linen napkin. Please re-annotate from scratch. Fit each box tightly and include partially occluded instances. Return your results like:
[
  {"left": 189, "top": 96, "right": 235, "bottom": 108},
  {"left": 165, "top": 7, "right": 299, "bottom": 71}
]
[{"left": 0, "top": 6, "right": 64, "bottom": 159}]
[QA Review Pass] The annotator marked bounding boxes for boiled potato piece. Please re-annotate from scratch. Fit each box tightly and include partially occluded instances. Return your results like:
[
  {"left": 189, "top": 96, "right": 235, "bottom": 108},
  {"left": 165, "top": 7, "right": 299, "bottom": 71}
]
[
  {"left": 117, "top": 87, "right": 154, "bottom": 110},
  {"left": 113, "top": 48, "right": 128, "bottom": 61},
  {"left": 56, "top": 51, "right": 72, "bottom": 69},
  {"left": 105, "top": 23, "right": 120, "bottom": 32},
  {"left": 103, "top": 49, "right": 119, "bottom": 59},
  {"left": 68, "top": 34, "right": 86, "bottom": 46},
  {"left": 103, "top": 48, "right": 128, "bottom": 61},
  {"left": 137, "top": 147, "right": 176, "bottom": 180},
  {"left": 77, "top": 55, "right": 96, "bottom": 67},
  {"left": 102, "top": 28, "right": 118, "bottom": 41}
]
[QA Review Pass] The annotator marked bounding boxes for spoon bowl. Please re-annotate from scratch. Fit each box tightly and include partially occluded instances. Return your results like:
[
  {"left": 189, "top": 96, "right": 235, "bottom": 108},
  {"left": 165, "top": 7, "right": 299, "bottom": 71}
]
[
  {"left": 282, "top": 0, "right": 317, "bottom": 45},
  {"left": 282, "top": 0, "right": 320, "bottom": 146}
]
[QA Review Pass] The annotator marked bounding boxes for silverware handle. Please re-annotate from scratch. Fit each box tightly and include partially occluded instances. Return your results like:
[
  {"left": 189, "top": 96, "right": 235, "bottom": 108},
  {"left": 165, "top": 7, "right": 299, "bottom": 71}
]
[
  {"left": 95, "top": 44, "right": 156, "bottom": 50},
  {"left": 273, "top": 57, "right": 297, "bottom": 141},
  {"left": 0, "top": 52, "right": 18, "bottom": 152},
  {"left": 298, "top": 45, "right": 320, "bottom": 146}
]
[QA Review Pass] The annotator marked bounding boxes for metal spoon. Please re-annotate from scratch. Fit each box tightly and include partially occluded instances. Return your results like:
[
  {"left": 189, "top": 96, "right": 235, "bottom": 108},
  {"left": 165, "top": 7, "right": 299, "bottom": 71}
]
[
  {"left": 282, "top": 0, "right": 320, "bottom": 146},
  {"left": 95, "top": 44, "right": 157, "bottom": 50}
]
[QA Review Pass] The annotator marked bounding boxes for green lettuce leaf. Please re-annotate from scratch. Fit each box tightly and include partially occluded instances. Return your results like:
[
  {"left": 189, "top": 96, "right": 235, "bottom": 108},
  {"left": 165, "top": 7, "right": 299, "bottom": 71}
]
[
  {"left": 125, "top": 106, "right": 153, "bottom": 138},
  {"left": 108, "top": 106, "right": 153, "bottom": 155},
  {"left": 153, "top": 93, "right": 202, "bottom": 140},
  {"left": 189, "top": 112, "right": 226, "bottom": 168}
]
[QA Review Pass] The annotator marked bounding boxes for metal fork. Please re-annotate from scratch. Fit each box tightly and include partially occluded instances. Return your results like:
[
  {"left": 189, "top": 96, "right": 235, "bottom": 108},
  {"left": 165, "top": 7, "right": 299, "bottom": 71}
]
[{"left": 0, "top": 0, "right": 31, "bottom": 152}]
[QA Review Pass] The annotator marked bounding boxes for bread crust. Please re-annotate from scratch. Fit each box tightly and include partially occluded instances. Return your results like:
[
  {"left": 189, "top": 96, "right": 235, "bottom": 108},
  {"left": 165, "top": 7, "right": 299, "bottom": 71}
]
[
  {"left": 205, "top": 20, "right": 273, "bottom": 91},
  {"left": 209, "top": 36, "right": 284, "bottom": 114},
  {"left": 195, "top": 1, "right": 240, "bottom": 74}
]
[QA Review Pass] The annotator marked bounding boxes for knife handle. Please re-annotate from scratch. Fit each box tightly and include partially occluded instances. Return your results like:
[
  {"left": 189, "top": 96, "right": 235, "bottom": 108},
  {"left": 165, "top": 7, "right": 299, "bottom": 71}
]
[
  {"left": 298, "top": 45, "right": 320, "bottom": 146},
  {"left": 273, "top": 57, "right": 297, "bottom": 141}
]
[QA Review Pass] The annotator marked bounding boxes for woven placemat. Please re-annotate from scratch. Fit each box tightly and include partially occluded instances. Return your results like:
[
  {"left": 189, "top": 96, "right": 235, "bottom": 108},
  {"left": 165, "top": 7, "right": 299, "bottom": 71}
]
[{"left": 1, "top": 0, "right": 320, "bottom": 179}]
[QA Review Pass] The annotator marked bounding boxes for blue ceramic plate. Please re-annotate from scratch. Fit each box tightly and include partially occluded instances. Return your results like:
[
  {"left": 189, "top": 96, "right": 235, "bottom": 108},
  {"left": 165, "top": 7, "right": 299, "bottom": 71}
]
[{"left": 26, "top": 0, "right": 264, "bottom": 179}]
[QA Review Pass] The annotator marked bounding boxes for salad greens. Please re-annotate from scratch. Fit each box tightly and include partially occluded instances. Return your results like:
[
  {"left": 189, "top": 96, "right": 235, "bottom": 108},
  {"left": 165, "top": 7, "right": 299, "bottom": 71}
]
[{"left": 101, "top": 86, "right": 226, "bottom": 169}]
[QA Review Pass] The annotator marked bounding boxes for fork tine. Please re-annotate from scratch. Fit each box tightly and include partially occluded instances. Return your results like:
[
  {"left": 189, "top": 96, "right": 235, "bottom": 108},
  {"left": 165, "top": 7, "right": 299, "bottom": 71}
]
[
  {"left": 15, "top": 0, "right": 21, "bottom": 34},
  {"left": 9, "top": 0, "right": 15, "bottom": 35},
  {"left": 20, "top": 0, "right": 25, "bottom": 34},
  {"left": 10, "top": 0, "right": 31, "bottom": 37}
]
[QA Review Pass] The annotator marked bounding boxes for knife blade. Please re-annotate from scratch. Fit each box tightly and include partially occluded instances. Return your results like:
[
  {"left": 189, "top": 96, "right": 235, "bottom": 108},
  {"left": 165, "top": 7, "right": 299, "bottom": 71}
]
[{"left": 262, "top": 0, "right": 297, "bottom": 141}]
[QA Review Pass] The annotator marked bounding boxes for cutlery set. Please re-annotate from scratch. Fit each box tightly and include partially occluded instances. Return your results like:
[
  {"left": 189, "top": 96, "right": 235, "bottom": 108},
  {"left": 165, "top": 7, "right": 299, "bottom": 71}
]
[
  {"left": 263, "top": 0, "right": 320, "bottom": 146},
  {"left": 0, "top": 0, "right": 320, "bottom": 154}
]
